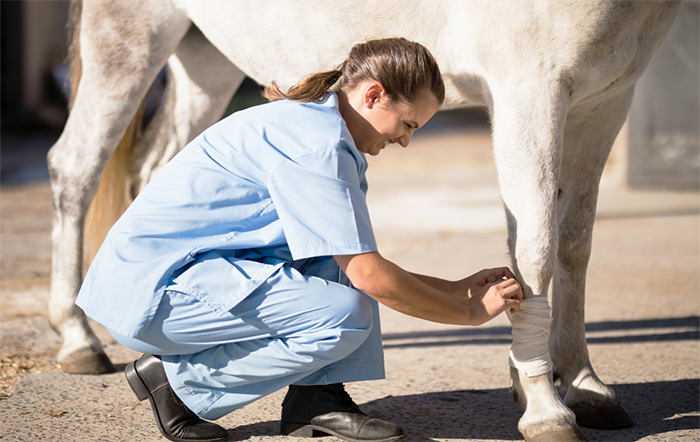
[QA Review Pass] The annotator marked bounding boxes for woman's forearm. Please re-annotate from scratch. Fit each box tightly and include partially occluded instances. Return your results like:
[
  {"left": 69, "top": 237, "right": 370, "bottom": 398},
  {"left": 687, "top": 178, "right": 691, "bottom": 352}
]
[
  {"left": 409, "top": 272, "right": 459, "bottom": 297},
  {"left": 336, "top": 252, "right": 475, "bottom": 325}
]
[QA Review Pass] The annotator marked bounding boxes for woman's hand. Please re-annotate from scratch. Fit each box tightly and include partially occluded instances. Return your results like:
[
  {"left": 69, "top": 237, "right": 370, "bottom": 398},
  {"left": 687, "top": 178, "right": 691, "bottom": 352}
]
[{"left": 456, "top": 267, "right": 523, "bottom": 325}]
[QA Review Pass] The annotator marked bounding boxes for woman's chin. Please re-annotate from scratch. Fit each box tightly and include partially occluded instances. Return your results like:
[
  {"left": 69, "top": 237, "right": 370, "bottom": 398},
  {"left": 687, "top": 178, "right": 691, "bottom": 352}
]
[{"left": 369, "top": 147, "right": 384, "bottom": 156}]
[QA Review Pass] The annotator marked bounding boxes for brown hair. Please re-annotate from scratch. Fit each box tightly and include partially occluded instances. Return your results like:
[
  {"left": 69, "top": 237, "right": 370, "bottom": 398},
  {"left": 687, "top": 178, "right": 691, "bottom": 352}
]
[{"left": 263, "top": 37, "right": 445, "bottom": 105}]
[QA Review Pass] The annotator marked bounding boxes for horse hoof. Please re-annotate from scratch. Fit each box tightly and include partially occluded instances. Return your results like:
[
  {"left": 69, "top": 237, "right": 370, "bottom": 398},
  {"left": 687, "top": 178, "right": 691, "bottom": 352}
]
[
  {"left": 523, "top": 424, "right": 588, "bottom": 442},
  {"left": 570, "top": 400, "right": 634, "bottom": 429},
  {"left": 61, "top": 349, "right": 117, "bottom": 374}
]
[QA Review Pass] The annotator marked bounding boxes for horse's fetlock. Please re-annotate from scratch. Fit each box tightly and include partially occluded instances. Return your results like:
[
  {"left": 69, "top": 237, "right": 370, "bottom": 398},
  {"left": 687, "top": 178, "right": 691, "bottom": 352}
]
[
  {"left": 510, "top": 366, "right": 526, "bottom": 407},
  {"left": 511, "top": 381, "right": 522, "bottom": 406}
]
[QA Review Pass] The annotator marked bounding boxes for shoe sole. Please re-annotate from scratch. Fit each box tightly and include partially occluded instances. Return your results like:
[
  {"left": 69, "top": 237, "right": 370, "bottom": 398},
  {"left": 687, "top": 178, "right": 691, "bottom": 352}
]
[
  {"left": 281, "top": 422, "right": 406, "bottom": 442},
  {"left": 125, "top": 360, "right": 227, "bottom": 442}
]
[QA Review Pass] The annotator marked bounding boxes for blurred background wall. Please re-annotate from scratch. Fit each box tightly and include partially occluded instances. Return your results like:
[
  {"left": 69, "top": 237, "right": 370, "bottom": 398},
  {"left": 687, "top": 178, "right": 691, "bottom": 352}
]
[
  {"left": 626, "top": 0, "right": 699, "bottom": 190},
  {"left": 2, "top": 0, "right": 70, "bottom": 130}
]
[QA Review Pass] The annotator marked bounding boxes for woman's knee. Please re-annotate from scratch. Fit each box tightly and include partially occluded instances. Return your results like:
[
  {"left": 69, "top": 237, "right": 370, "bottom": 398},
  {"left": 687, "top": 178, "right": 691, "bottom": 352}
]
[
  {"left": 320, "top": 285, "right": 374, "bottom": 337},
  {"left": 106, "top": 327, "right": 165, "bottom": 355},
  {"left": 300, "top": 287, "right": 374, "bottom": 361}
]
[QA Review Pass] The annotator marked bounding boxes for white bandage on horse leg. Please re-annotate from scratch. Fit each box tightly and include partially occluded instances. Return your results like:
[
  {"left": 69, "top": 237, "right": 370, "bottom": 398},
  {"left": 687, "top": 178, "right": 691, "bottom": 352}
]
[{"left": 507, "top": 296, "right": 554, "bottom": 377}]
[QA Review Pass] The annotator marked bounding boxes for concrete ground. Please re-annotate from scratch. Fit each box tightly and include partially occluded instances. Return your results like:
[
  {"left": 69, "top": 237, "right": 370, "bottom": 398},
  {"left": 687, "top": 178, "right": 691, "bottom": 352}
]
[{"left": 1, "top": 114, "right": 698, "bottom": 441}]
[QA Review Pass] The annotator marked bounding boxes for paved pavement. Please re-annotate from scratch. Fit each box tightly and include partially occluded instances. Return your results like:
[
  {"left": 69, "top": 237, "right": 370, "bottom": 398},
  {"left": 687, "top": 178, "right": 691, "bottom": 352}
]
[{"left": 1, "top": 116, "right": 698, "bottom": 441}]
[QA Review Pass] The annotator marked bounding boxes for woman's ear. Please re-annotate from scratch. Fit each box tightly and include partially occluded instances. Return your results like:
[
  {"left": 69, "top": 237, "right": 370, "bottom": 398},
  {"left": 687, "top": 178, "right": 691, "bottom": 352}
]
[{"left": 364, "top": 82, "right": 386, "bottom": 109}]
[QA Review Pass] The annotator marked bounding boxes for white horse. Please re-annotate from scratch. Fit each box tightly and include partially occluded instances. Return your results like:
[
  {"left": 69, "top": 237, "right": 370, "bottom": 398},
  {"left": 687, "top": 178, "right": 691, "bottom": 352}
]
[{"left": 47, "top": 0, "right": 680, "bottom": 440}]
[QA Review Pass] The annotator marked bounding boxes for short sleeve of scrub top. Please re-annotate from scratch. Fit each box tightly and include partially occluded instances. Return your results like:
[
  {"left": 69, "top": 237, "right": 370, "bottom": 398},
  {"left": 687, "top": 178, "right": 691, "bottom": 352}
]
[{"left": 269, "top": 149, "right": 375, "bottom": 260}]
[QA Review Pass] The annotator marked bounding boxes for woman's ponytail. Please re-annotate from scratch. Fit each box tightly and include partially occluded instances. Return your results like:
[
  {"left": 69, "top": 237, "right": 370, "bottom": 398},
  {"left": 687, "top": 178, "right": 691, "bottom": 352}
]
[{"left": 263, "top": 69, "right": 342, "bottom": 102}]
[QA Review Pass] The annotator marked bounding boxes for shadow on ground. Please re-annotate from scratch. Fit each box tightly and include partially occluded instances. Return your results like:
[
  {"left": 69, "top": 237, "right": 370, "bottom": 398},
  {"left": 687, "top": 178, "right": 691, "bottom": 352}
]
[
  {"left": 224, "top": 379, "right": 699, "bottom": 441},
  {"left": 381, "top": 316, "right": 700, "bottom": 349}
]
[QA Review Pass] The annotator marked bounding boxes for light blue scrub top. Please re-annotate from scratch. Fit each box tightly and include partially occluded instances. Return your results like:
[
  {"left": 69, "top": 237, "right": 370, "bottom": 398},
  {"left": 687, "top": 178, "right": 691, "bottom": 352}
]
[{"left": 76, "top": 93, "right": 378, "bottom": 338}]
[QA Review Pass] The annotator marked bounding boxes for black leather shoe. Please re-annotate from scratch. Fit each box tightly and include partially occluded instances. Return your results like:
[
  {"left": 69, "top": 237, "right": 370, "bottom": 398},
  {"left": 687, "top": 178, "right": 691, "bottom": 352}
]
[
  {"left": 280, "top": 383, "right": 405, "bottom": 442},
  {"left": 125, "top": 354, "right": 228, "bottom": 442}
]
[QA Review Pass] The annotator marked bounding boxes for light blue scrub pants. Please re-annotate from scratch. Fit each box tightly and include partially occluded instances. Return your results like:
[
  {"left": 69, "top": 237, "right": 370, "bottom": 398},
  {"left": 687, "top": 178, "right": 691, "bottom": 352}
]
[{"left": 107, "top": 257, "right": 384, "bottom": 420}]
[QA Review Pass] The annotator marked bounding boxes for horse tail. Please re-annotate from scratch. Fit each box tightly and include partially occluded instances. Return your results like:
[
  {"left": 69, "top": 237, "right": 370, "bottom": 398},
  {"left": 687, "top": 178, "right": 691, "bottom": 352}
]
[
  {"left": 67, "top": 0, "right": 144, "bottom": 274},
  {"left": 66, "top": 0, "right": 81, "bottom": 110},
  {"left": 82, "top": 110, "right": 143, "bottom": 275}
]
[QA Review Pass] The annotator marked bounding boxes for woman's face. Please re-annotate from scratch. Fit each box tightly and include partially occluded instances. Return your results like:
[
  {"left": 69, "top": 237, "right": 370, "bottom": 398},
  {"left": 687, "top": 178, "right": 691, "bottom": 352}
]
[{"left": 342, "top": 82, "right": 439, "bottom": 156}]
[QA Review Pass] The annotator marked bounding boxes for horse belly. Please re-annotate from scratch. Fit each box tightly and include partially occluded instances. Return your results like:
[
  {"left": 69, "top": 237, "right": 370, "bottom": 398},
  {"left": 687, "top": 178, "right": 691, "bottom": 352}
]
[{"left": 176, "top": 0, "right": 489, "bottom": 109}]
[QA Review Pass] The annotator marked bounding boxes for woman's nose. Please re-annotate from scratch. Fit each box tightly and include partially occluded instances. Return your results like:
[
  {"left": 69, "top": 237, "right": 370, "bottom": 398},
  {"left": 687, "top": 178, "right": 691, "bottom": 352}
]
[{"left": 399, "top": 130, "right": 414, "bottom": 147}]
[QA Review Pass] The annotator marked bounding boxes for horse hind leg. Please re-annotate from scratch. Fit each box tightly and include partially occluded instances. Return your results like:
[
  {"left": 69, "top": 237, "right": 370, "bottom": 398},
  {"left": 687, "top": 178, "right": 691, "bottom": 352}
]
[
  {"left": 47, "top": 0, "right": 190, "bottom": 374},
  {"left": 129, "top": 24, "right": 246, "bottom": 195},
  {"left": 550, "top": 89, "right": 636, "bottom": 430},
  {"left": 85, "top": 22, "right": 245, "bottom": 260}
]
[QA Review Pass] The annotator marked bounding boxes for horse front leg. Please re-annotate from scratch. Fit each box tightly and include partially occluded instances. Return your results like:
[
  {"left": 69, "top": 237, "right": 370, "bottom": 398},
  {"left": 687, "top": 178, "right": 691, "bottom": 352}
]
[
  {"left": 550, "top": 90, "right": 635, "bottom": 430},
  {"left": 491, "top": 80, "right": 586, "bottom": 441}
]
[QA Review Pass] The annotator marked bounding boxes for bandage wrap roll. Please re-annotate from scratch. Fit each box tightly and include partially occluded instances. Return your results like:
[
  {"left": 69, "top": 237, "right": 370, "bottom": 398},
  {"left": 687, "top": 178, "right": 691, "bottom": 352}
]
[{"left": 507, "top": 296, "right": 553, "bottom": 377}]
